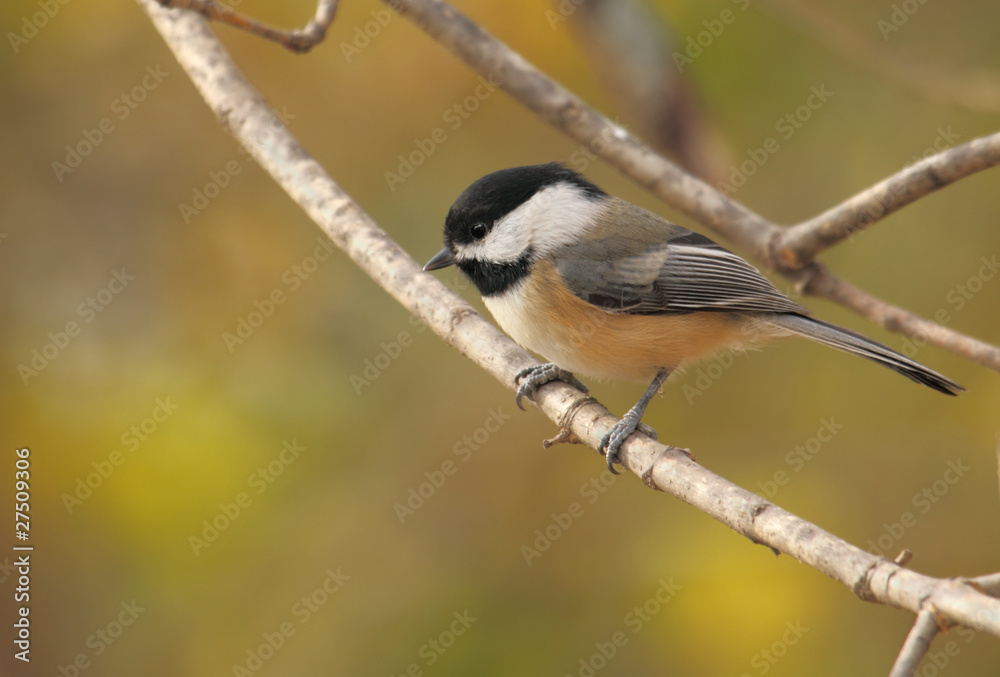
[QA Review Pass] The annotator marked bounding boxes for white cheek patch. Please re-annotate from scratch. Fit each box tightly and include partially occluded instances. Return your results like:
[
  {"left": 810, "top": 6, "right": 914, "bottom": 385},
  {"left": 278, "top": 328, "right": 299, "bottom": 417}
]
[{"left": 460, "top": 183, "right": 606, "bottom": 264}]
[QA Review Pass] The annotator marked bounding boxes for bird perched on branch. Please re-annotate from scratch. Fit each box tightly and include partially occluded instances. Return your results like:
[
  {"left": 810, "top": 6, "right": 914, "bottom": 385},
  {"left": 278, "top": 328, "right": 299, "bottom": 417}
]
[{"left": 425, "top": 163, "right": 963, "bottom": 472}]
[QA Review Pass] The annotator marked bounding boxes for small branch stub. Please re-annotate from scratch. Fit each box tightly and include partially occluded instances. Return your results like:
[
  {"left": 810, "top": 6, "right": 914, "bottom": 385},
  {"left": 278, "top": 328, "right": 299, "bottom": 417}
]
[{"left": 154, "top": 0, "right": 339, "bottom": 52}]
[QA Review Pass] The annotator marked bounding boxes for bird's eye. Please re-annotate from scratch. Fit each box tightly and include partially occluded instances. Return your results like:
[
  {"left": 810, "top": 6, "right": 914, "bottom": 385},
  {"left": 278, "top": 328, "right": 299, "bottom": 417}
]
[{"left": 470, "top": 222, "right": 489, "bottom": 240}]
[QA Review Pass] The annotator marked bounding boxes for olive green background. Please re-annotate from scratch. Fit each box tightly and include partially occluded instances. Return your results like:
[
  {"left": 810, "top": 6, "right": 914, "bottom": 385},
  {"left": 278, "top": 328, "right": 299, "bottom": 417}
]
[{"left": 2, "top": 0, "right": 1000, "bottom": 675}]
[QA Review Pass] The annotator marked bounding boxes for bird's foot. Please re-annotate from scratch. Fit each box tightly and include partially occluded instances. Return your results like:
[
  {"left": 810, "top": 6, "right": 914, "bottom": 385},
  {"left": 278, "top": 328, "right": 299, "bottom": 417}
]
[
  {"left": 600, "top": 410, "right": 657, "bottom": 474},
  {"left": 637, "top": 422, "right": 657, "bottom": 440},
  {"left": 514, "top": 363, "right": 588, "bottom": 411}
]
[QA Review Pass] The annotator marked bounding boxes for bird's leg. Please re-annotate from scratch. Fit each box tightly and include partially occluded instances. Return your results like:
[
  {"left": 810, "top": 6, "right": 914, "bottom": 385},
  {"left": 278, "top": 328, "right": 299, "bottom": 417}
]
[
  {"left": 601, "top": 368, "right": 670, "bottom": 474},
  {"left": 514, "top": 363, "right": 589, "bottom": 411}
]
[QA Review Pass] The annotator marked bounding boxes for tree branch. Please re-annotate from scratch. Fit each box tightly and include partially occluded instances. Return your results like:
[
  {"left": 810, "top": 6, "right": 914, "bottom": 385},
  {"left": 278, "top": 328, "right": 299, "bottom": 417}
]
[
  {"left": 139, "top": 0, "right": 1000, "bottom": 649},
  {"left": 775, "top": 132, "right": 1000, "bottom": 269},
  {"left": 888, "top": 607, "right": 942, "bottom": 677}
]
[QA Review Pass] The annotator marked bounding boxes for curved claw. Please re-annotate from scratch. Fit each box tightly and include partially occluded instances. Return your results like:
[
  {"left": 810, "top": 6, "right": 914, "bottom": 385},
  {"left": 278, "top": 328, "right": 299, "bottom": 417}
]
[
  {"left": 512, "top": 363, "right": 587, "bottom": 411},
  {"left": 515, "top": 385, "right": 530, "bottom": 411},
  {"left": 600, "top": 429, "right": 625, "bottom": 475},
  {"left": 600, "top": 411, "right": 655, "bottom": 475},
  {"left": 515, "top": 365, "right": 538, "bottom": 410}
]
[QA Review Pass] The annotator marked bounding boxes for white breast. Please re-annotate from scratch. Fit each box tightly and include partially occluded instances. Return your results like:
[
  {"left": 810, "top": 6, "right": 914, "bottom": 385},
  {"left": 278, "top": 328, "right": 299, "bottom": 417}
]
[{"left": 483, "top": 287, "right": 544, "bottom": 356}]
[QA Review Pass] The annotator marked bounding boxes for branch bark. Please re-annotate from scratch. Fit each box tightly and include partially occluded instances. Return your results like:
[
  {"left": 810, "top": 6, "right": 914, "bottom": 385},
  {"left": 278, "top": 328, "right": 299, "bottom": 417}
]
[
  {"left": 888, "top": 607, "right": 942, "bottom": 677},
  {"left": 139, "top": 0, "right": 1000, "bottom": 649}
]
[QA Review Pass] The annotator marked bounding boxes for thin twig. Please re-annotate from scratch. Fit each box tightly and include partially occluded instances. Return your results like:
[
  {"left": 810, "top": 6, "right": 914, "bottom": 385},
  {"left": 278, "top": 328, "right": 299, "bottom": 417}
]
[
  {"left": 888, "top": 607, "right": 942, "bottom": 677},
  {"left": 381, "top": 0, "right": 1000, "bottom": 373},
  {"left": 776, "top": 133, "right": 1000, "bottom": 268},
  {"left": 138, "top": 0, "right": 1000, "bottom": 641},
  {"left": 154, "top": 0, "right": 338, "bottom": 53}
]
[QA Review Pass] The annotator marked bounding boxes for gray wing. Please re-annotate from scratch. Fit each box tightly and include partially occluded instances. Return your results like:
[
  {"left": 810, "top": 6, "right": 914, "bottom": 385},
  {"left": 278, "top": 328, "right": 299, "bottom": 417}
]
[{"left": 554, "top": 222, "right": 807, "bottom": 317}]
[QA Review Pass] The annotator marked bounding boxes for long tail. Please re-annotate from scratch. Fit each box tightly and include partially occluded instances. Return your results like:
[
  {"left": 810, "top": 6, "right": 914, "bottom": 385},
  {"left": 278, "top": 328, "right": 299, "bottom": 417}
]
[{"left": 767, "top": 314, "right": 965, "bottom": 396}]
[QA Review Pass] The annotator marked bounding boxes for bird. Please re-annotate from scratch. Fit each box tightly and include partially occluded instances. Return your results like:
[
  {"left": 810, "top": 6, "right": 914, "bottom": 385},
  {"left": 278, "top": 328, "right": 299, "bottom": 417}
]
[{"left": 423, "top": 163, "right": 964, "bottom": 473}]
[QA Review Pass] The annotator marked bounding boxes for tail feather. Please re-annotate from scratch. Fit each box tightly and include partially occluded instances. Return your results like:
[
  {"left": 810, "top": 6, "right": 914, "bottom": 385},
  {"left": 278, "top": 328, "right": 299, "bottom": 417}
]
[{"left": 767, "top": 314, "right": 965, "bottom": 396}]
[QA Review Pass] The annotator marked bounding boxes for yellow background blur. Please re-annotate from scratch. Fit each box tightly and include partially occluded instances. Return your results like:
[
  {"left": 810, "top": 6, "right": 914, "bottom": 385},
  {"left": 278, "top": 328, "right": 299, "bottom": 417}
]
[{"left": 3, "top": 0, "right": 1000, "bottom": 675}]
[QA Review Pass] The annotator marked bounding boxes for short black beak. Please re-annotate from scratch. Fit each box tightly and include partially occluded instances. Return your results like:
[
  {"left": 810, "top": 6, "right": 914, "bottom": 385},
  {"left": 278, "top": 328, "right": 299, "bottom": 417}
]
[{"left": 424, "top": 247, "right": 457, "bottom": 271}]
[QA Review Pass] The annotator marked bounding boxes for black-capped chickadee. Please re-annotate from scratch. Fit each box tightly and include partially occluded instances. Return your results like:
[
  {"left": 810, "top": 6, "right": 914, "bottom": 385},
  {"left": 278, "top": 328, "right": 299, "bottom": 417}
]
[{"left": 424, "top": 163, "right": 964, "bottom": 472}]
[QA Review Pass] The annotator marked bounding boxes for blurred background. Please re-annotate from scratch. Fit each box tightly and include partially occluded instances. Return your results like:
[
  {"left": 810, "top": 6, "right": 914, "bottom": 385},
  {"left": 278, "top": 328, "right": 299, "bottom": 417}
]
[{"left": 3, "top": 0, "right": 1000, "bottom": 674}]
